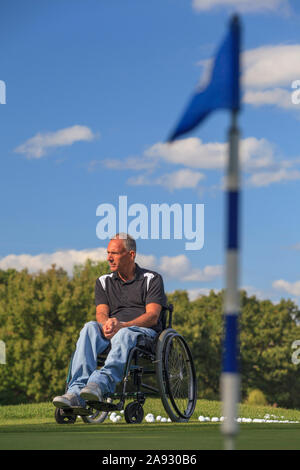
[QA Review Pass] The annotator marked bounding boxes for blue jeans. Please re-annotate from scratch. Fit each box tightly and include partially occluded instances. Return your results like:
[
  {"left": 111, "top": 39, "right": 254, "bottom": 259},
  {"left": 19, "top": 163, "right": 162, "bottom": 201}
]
[{"left": 67, "top": 321, "right": 157, "bottom": 405}]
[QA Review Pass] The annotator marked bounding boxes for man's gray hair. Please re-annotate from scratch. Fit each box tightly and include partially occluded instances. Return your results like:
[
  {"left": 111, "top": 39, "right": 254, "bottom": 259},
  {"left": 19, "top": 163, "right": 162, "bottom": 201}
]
[{"left": 111, "top": 233, "right": 136, "bottom": 253}]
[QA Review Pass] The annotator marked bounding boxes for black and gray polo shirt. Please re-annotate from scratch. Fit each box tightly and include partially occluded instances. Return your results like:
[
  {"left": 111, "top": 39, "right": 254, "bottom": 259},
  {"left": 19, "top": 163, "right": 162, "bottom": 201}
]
[{"left": 94, "top": 263, "right": 167, "bottom": 332}]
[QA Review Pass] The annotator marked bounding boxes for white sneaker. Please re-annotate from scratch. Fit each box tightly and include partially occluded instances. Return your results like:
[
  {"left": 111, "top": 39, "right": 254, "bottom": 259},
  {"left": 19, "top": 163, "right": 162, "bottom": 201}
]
[
  {"left": 80, "top": 382, "right": 104, "bottom": 402},
  {"left": 53, "top": 392, "right": 81, "bottom": 408}
]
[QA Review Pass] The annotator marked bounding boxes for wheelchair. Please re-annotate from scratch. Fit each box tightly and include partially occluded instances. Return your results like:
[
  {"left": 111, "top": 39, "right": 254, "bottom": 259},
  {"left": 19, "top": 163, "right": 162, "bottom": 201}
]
[{"left": 54, "top": 304, "right": 197, "bottom": 424}]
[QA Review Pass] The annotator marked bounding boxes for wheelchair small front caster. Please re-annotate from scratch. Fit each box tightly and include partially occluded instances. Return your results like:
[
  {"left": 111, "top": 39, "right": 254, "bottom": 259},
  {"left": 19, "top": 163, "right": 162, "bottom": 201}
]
[
  {"left": 54, "top": 407, "right": 77, "bottom": 424},
  {"left": 124, "top": 401, "right": 144, "bottom": 423}
]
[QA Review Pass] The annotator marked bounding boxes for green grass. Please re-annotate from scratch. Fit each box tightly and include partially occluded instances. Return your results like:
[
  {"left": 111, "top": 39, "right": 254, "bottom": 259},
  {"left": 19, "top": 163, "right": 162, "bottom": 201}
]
[
  {"left": 1, "top": 398, "right": 300, "bottom": 424},
  {"left": 0, "top": 399, "right": 299, "bottom": 450}
]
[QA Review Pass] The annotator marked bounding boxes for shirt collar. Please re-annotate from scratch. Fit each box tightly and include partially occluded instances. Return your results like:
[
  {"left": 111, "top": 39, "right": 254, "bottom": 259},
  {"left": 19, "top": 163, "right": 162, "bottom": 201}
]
[{"left": 112, "top": 263, "right": 143, "bottom": 282}]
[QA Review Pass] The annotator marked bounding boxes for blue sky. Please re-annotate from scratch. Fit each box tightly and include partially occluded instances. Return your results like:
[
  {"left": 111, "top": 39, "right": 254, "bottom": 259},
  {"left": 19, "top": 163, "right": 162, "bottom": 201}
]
[{"left": 1, "top": 0, "right": 300, "bottom": 304}]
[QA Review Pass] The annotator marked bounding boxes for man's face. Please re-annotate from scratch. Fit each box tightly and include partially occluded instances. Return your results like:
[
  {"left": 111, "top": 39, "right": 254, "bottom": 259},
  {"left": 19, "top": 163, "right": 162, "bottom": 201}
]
[{"left": 107, "top": 239, "right": 134, "bottom": 272}]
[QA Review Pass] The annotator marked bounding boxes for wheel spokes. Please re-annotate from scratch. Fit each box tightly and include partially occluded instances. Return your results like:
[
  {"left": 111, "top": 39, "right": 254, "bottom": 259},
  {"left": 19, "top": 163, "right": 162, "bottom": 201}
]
[{"left": 165, "top": 336, "right": 194, "bottom": 417}]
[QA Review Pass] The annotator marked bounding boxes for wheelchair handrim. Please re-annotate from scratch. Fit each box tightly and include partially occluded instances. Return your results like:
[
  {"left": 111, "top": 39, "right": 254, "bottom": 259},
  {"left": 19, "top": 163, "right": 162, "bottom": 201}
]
[{"left": 163, "top": 333, "right": 197, "bottom": 419}]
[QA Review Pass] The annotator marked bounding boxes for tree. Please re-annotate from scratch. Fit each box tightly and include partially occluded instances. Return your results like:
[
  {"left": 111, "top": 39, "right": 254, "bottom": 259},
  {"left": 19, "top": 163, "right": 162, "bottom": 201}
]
[
  {"left": 168, "top": 289, "right": 223, "bottom": 400},
  {"left": 167, "top": 289, "right": 300, "bottom": 407},
  {"left": 0, "top": 260, "right": 109, "bottom": 404},
  {"left": 0, "top": 263, "right": 300, "bottom": 408},
  {"left": 239, "top": 292, "right": 300, "bottom": 407}
]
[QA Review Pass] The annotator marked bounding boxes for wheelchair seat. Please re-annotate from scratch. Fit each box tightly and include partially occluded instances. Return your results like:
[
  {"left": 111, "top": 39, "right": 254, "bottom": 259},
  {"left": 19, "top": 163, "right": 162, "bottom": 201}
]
[
  {"left": 97, "top": 304, "right": 172, "bottom": 365},
  {"left": 97, "top": 332, "right": 157, "bottom": 367}
]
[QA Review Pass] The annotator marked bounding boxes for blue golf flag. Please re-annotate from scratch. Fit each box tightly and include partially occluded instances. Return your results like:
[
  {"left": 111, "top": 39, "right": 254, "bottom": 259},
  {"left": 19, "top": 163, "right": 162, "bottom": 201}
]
[{"left": 168, "top": 15, "right": 240, "bottom": 142}]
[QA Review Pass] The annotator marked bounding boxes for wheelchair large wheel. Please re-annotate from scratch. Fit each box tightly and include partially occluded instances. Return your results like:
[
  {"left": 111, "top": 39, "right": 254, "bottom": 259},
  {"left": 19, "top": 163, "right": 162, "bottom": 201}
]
[{"left": 155, "top": 329, "right": 197, "bottom": 422}]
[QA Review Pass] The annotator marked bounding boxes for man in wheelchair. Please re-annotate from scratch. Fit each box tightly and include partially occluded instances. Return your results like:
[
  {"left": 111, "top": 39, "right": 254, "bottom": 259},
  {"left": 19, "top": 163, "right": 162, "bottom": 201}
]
[{"left": 53, "top": 233, "right": 167, "bottom": 411}]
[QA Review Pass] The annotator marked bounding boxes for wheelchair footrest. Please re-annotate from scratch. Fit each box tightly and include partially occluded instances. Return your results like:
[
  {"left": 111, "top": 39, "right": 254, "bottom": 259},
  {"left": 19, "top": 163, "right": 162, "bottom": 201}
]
[
  {"left": 62, "top": 406, "right": 95, "bottom": 417},
  {"left": 86, "top": 401, "right": 121, "bottom": 412}
]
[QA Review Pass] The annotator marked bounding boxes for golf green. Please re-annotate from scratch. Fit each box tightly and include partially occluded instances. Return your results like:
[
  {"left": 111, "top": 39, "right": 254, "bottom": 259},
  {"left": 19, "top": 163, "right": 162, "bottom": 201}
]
[{"left": 1, "top": 422, "right": 300, "bottom": 450}]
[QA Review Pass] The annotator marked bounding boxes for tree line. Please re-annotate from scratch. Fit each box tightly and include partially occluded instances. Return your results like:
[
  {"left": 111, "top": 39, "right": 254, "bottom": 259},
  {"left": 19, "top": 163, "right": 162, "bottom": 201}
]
[{"left": 0, "top": 260, "right": 299, "bottom": 408}]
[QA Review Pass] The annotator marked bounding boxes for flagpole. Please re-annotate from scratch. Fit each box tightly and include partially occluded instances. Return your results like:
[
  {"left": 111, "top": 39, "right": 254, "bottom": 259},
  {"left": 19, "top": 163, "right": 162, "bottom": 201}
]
[
  {"left": 220, "top": 108, "right": 241, "bottom": 450},
  {"left": 166, "top": 14, "right": 242, "bottom": 450}
]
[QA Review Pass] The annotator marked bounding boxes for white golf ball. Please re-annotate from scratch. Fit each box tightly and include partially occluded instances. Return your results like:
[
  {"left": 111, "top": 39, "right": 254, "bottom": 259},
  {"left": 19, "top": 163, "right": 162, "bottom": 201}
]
[
  {"left": 145, "top": 414, "right": 155, "bottom": 423},
  {"left": 198, "top": 416, "right": 205, "bottom": 422},
  {"left": 161, "top": 417, "right": 167, "bottom": 422},
  {"left": 156, "top": 415, "right": 162, "bottom": 421}
]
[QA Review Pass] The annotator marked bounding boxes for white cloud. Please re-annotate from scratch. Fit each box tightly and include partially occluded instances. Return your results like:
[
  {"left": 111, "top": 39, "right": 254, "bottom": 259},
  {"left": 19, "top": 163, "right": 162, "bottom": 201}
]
[
  {"left": 273, "top": 279, "right": 300, "bottom": 296},
  {"left": 14, "top": 125, "right": 97, "bottom": 158},
  {"left": 135, "top": 253, "right": 158, "bottom": 270},
  {"left": 198, "top": 44, "right": 300, "bottom": 110},
  {"left": 243, "top": 88, "right": 295, "bottom": 110},
  {"left": 243, "top": 44, "right": 300, "bottom": 90},
  {"left": 145, "top": 137, "right": 276, "bottom": 172},
  {"left": 146, "top": 138, "right": 225, "bottom": 170},
  {"left": 290, "top": 243, "right": 300, "bottom": 250},
  {"left": 242, "top": 44, "right": 300, "bottom": 110},
  {"left": 242, "top": 285, "right": 274, "bottom": 301},
  {"left": 192, "top": 0, "right": 290, "bottom": 14},
  {"left": 188, "top": 287, "right": 220, "bottom": 300},
  {"left": 188, "top": 284, "right": 283, "bottom": 302},
  {"left": 128, "top": 168, "right": 205, "bottom": 191},
  {"left": 162, "top": 169, "right": 205, "bottom": 190},
  {"left": 103, "top": 156, "right": 157, "bottom": 171},
  {"left": 158, "top": 254, "right": 223, "bottom": 282},
  {"left": 0, "top": 249, "right": 222, "bottom": 284},
  {"left": 0, "top": 248, "right": 107, "bottom": 276},
  {"left": 248, "top": 168, "right": 300, "bottom": 187},
  {"left": 240, "top": 137, "right": 277, "bottom": 170},
  {"left": 106, "top": 136, "right": 298, "bottom": 190}
]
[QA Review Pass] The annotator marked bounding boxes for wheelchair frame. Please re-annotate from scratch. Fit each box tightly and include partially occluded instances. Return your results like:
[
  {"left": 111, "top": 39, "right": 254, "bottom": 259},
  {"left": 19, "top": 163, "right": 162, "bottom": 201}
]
[{"left": 54, "top": 304, "right": 197, "bottom": 424}]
